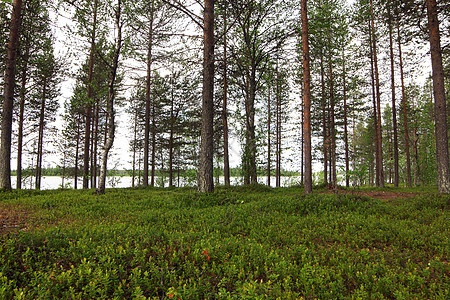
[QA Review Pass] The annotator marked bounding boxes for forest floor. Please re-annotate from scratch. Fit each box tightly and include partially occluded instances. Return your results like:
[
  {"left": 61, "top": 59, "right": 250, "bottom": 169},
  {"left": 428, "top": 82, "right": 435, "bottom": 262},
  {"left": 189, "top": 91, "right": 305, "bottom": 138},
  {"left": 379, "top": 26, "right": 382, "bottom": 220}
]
[
  {"left": 0, "top": 186, "right": 448, "bottom": 298},
  {"left": 321, "top": 188, "right": 421, "bottom": 201}
]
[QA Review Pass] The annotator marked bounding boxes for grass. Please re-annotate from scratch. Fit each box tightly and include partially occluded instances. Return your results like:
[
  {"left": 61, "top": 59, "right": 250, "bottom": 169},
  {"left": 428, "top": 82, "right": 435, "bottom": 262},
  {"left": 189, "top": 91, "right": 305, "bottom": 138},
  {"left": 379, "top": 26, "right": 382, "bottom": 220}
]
[{"left": 0, "top": 186, "right": 448, "bottom": 299}]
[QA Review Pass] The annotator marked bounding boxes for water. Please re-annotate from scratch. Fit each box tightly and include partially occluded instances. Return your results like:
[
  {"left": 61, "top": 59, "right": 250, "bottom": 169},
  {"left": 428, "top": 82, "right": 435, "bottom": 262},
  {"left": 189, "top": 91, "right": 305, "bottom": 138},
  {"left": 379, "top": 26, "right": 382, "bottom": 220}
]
[{"left": 11, "top": 175, "right": 304, "bottom": 190}]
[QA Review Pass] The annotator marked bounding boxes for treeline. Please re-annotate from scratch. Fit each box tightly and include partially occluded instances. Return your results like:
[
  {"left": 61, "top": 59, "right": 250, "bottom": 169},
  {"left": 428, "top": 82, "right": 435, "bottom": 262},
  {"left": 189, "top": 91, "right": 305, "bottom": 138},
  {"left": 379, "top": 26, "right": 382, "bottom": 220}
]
[{"left": 0, "top": 0, "right": 448, "bottom": 193}]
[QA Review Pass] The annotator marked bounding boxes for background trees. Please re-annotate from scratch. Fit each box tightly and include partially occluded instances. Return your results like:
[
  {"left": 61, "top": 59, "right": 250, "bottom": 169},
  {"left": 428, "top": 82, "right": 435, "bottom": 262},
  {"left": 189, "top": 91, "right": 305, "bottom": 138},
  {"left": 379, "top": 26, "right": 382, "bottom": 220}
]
[{"left": 0, "top": 0, "right": 448, "bottom": 193}]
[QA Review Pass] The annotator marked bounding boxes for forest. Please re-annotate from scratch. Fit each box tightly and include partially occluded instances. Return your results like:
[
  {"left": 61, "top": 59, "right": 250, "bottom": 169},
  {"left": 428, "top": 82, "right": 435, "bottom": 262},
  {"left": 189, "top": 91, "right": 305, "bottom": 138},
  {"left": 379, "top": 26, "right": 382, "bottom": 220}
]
[
  {"left": 0, "top": 0, "right": 449, "bottom": 194},
  {"left": 0, "top": 1, "right": 449, "bottom": 298}
]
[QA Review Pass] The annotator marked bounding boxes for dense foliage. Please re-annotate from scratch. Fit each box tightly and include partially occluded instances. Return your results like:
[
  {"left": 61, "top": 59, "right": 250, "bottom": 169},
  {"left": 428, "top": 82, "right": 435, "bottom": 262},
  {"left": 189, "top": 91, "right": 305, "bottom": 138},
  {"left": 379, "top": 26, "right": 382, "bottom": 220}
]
[{"left": 0, "top": 187, "right": 448, "bottom": 298}]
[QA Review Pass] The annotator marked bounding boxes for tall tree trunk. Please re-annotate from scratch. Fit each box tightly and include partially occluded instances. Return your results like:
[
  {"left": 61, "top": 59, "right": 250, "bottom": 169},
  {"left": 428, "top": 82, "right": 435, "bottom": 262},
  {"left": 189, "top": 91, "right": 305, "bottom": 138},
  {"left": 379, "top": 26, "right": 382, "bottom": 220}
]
[
  {"left": 151, "top": 99, "right": 156, "bottom": 186},
  {"left": 92, "top": 99, "right": 99, "bottom": 188},
  {"left": 75, "top": 123, "right": 80, "bottom": 189},
  {"left": 426, "top": 0, "right": 449, "bottom": 193},
  {"left": 143, "top": 1, "right": 154, "bottom": 187},
  {"left": 36, "top": 81, "right": 47, "bottom": 190},
  {"left": 320, "top": 54, "right": 328, "bottom": 186},
  {"left": 0, "top": 0, "right": 23, "bottom": 190},
  {"left": 301, "top": 0, "right": 312, "bottom": 194},
  {"left": 388, "top": 17, "right": 399, "bottom": 187},
  {"left": 198, "top": 0, "right": 215, "bottom": 193},
  {"left": 17, "top": 47, "right": 29, "bottom": 189},
  {"left": 132, "top": 107, "right": 138, "bottom": 188},
  {"left": 222, "top": 5, "right": 230, "bottom": 187},
  {"left": 169, "top": 78, "right": 174, "bottom": 187},
  {"left": 276, "top": 55, "right": 281, "bottom": 188},
  {"left": 83, "top": 0, "right": 98, "bottom": 189},
  {"left": 368, "top": 20, "right": 379, "bottom": 188},
  {"left": 397, "top": 22, "right": 412, "bottom": 188},
  {"left": 329, "top": 60, "right": 337, "bottom": 188},
  {"left": 343, "top": 49, "right": 349, "bottom": 188},
  {"left": 97, "top": 0, "right": 122, "bottom": 195},
  {"left": 370, "top": 0, "right": 384, "bottom": 187},
  {"left": 267, "top": 84, "right": 271, "bottom": 186}
]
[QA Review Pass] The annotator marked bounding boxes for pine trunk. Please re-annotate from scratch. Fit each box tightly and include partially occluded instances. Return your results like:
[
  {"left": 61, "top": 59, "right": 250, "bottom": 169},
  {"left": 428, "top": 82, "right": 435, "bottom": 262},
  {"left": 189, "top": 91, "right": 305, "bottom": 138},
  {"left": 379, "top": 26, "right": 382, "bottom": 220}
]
[
  {"left": 343, "top": 49, "right": 349, "bottom": 188},
  {"left": 301, "top": 0, "right": 312, "bottom": 194},
  {"left": 198, "top": 0, "right": 215, "bottom": 193},
  {"left": 370, "top": 0, "right": 384, "bottom": 187},
  {"left": 329, "top": 60, "right": 337, "bottom": 188},
  {"left": 388, "top": 18, "right": 399, "bottom": 187},
  {"left": 320, "top": 55, "right": 328, "bottom": 186},
  {"left": 143, "top": 2, "right": 154, "bottom": 187},
  {"left": 36, "top": 81, "right": 47, "bottom": 190},
  {"left": 267, "top": 84, "right": 271, "bottom": 186},
  {"left": 222, "top": 6, "right": 230, "bottom": 187},
  {"left": 426, "top": 0, "right": 449, "bottom": 193},
  {"left": 0, "top": 0, "right": 23, "bottom": 190},
  {"left": 397, "top": 22, "right": 412, "bottom": 188},
  {"left": 17, "top": 48, "right": 29, "bottom": 189},
  {"left": 83, "top": 0, "right": 98, "bottom": 189}
]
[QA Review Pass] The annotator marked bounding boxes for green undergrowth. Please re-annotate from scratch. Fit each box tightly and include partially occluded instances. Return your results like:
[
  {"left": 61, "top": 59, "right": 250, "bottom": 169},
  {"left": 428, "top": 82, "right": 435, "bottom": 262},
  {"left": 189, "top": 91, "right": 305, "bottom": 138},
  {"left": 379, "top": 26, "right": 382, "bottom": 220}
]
[{"left": 0, "top": 186, "right": 448, "bottom": 299}]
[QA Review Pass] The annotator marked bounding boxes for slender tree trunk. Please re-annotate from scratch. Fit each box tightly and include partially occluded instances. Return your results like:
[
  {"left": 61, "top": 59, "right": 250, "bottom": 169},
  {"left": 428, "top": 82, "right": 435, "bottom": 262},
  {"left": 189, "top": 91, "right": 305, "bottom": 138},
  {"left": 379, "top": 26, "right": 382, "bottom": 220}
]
[
  {"left": 397, "top": 22, "right": 412, "bottom": 188},
  {"left": 198, "top": 0, "right": 215, "bottom": 193},
  {"left": 426, "top": 0, "right": 449, "bottom": 193},
  {"left": 169, "top": 78, "right": 174, "bottom": 187},
  {"left": 75, "top": 123, "right": 80, "bottom": 189},
  {"left": 320, "top": 54, "right": 328, "bottom": 186},
  {"left": 267, "top": 84, "right": 271, "bottom": 186},
  {"left": 151, "top": 102, "right": 156, "bottom": 186},
  {"left": 222, "top": 5, "right": 230, "bottom": 187},
  {"left": 143, "top": 1, "right": 154, "bottom": 187},
  {"left": 97, "top": 0, "right": 122, "bottom": 195},
  {"left": 388, "top": 18, "right": 399, "bottom": 187},
  {"left": 301, "top": 0, "right": 312, "bottom": 194},
  {"left": 17, "top": 48, "right": 29, "bottom": 189},
  {"left": 276, "top": 55, "right": 281, "bottom": 188},
  {"left": 36, "top": 81, "right": 47, "bottom": 190},
  {"left": 93, "top": 99, "right": 99, "bottom": 188},
  {"left": 83, "top": 0, "right": 98, "bottom": 189},
  {"left": 0, "top": 0, "right": 23, "bottom": 190},
  {"left": 368, "top": 20, "right": 379, "bottom": 188},
  {"left": 343, "top": 49, "right": 349, "bottom": 188},
  {"left": 132, "top": 108, "right": 138, "bottom": 188},
  {"left": 329, "top": 60, "right": 337, "bottom": 188},
  {"left": 370, "top": 0, "right": 384, "bottom": 187},
  {"left": 301, "top": 96, "right": 304, "bottom": 186}
]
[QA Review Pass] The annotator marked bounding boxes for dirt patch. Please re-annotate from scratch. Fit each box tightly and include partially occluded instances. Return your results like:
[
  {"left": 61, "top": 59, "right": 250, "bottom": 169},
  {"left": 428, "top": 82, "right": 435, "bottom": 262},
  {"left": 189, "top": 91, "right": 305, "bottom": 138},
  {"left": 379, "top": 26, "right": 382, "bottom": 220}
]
[
  {"left": 321, "top": 189, "right": 420, "bottom": 201},
  {"left": 0, "top": 205, "right": 33, "bottom": 235}
]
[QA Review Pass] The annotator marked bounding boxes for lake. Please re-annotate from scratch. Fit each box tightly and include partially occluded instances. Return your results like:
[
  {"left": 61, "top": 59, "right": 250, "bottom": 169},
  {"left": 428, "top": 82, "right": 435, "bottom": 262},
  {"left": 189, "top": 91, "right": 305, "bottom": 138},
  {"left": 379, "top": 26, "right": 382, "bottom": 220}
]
[{"left": 10, "top": 176, "right": 304, "bottom": 190}]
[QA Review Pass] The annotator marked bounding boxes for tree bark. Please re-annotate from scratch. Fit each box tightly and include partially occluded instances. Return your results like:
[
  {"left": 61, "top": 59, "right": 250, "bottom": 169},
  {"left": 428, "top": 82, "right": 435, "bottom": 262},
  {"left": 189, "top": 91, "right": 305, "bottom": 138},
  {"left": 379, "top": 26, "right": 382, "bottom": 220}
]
[
  {"left": 169, "top": 77, "right": 174, "bottom": 187},
  {"left": 329, "top": 60, "right": 337, "bottom": 188},
  {"left": 0, "top": 0, "right": 22, "bottom": 190},
  {"left": 388, "top": 17, "right": 399, "bottom": 187},
  {"left": 198, "top": 0, "right": 215, "bottom": 193},
  {"left": 343, "top": 49, "right": 349, "bottom": 188},
  {"left": 36, "top": 80, "right": 47, "bottom": 190},
  {"left": 143, "top": 1, "right": 154, "bottom": 187},
  {"left": 368, "top": 19, "right": 379, "bottom": 188},
  {"left": 17, "top": 47, "right": 29, "bottom": 189},
  {"left": 320, "top": 54, "right": 328, "bottom": 186},
  {"left": 83, "top": 0, "right": 98, "bottom": 189},
  {"left": 370, "top": 0, "right": 384, "bottom": 187},
  {"left": 426, "top": 0, "right": 449, "bottom": 193},
  {"left": 96, "top": 0, "right": 122, "bottom": 195},
  {"left": 397, "top": 22, "right": 412, "bottom": 188},
  {"left": 301, "top": 0, "right": 312, "bottom": 194},
  {"left": 222, "top": 4, "right": 230, "bottom": 187},
  {"left": 276, "top": 55, "right": 281, "bottom": 188},
  {"left": 267, "top": 84, "right": 271, "bottom": 186}
]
